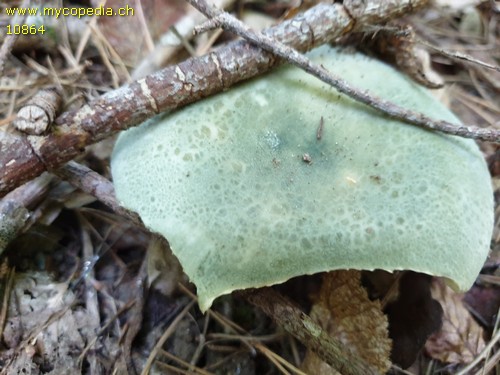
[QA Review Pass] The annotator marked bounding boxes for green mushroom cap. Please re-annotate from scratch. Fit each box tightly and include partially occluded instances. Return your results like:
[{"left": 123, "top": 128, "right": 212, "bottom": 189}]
[{"left": 112, "top": 46, "right": 493, "bottom": 312}]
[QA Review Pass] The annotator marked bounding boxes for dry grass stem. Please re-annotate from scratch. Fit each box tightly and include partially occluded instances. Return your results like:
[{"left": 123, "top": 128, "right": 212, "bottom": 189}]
[{"left": 140, "top": 300, "right": 196, "bottom": 375}]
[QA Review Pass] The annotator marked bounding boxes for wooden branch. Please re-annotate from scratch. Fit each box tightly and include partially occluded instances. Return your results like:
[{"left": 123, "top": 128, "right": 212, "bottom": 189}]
[
  {"left": 188, "top": 0, "right": 499, "bottom": 142},
  {"left": 0, "top": 174, "right": 52, "bottom": 254},
  {"left": 53, "top": 161, "right": 144, "bottom": 227},
  {"left": 242, "top": 288, "right": 380, "bottom": 375},
  {"left": 13, "top": 89, "right": 62, "bottom": 135},
  {"left": 0, "top": 1, "right": 425, "bottom": 197}
]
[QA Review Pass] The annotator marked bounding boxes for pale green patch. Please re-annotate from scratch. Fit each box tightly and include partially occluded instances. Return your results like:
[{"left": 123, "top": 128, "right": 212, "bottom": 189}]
[{"left": 112, "top": 47, "right": 493, "bottom": 312}]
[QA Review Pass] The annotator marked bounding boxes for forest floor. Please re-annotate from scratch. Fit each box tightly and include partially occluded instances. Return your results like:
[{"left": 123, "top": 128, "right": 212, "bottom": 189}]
[{"left": 0, "top": 0, "right": 499, "bottom": 374}]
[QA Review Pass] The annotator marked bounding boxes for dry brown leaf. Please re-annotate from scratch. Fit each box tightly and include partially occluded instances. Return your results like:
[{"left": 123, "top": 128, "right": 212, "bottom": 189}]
[
  {"left": 425, "top": 279, "right": 485, "bottom": 364},
  {"left": 302, "top": 270, "right": 392, "bottom": 374}
]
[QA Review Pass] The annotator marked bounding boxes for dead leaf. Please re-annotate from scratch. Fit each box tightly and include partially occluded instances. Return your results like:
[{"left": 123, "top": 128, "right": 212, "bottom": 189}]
[
  {"left": 425, "top": 279, "right": 485, "bottom": 364},
  {"left": 464, "top": 283, "right": 500, "bottom": 328},
  {"left": 302, "top": 270, "right": 391, "bottom": 374}
]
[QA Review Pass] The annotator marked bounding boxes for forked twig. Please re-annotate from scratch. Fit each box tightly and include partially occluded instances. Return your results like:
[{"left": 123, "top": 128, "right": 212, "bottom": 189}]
[
  {"left": 186, "top": 0, "right": 500, "bottom": 143},
  {"left": 0, "top": 0, "right": 463, "bottom": 198}
]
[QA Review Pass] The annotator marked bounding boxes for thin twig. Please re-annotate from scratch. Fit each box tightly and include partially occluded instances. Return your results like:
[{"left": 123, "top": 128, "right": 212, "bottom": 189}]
[
  {"left": 254, "top": 342, "right": 309, "bottom": 375},
  {"left": 158, "top": 349, "right": 214, "bottom": 375},
  {"left": 0, "top": 260, "right": 15, "bottom": 339},
  {"left": 0, "top": 173, "right": 52, "bottom": 254},
  {"left": 242, "top": 288, "right": 379, "bottom": 375},
  {"left": 186, "top": 0, "right": 498, "bottom": 143},
  {"left": 417, "top": 38, "right": 500, "bottom": 72},
  {"left": 78, "top": 299, "right": 136, "bottom": 366},
  {"left": 53, "top": 161, "right": 143, "bottom": 227},
  {"left": 362, "top": 24, "right": 500, "bottom": 73},
  {"left": 170, "top": 25, "right": 197, "bottom": 57},
  {"left": 456, "top": 320, "right": 500, "bottom": 375},
  {"left": 140, "top": 299, "right": 196, "bottom": 375},
  {"left": 131, "top": 0, "right": 234, "bottom": 79},
  {"left": 0, "top": 1, "right": 430, "bottom": 197}
]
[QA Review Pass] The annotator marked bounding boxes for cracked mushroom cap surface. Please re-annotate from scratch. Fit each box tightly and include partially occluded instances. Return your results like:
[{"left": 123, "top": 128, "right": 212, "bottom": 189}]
[{"left": 112, "top": 46, "right": 493, "bottom": 312}]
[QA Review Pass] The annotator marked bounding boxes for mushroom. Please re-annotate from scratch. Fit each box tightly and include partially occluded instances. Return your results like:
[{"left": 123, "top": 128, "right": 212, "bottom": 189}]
[{"left": 111, "top": 46, "right": 493, "bottom": 312}]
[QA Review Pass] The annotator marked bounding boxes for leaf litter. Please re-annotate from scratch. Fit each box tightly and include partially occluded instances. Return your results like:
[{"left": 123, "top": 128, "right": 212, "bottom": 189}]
[
  {"left": 302, "top": 270, "right": 391, "bottom": 374},
  {"left": 0, "top": 0, "right": 499, "bottom": 374},
  {"left": 425, "top": 279, "right": 486, "bottom": 365}
]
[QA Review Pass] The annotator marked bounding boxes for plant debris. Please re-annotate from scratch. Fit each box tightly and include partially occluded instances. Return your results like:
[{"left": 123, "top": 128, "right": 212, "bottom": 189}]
[{"left": 0, "top": 0, "right": 498, "bottom": 374}]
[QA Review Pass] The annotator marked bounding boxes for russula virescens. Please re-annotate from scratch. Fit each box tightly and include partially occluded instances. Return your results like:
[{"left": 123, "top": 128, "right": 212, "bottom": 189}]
[{"left": 111, "top": 46, "right": 493, "bottom": 312}]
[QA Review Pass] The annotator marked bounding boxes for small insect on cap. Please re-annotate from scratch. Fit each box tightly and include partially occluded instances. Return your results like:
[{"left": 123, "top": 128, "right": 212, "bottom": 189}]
[{"left": 112, "top": 46, "right": 493, "bottom": 312}]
